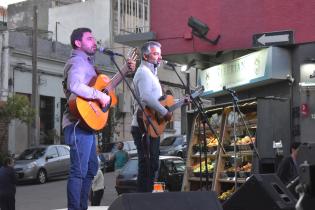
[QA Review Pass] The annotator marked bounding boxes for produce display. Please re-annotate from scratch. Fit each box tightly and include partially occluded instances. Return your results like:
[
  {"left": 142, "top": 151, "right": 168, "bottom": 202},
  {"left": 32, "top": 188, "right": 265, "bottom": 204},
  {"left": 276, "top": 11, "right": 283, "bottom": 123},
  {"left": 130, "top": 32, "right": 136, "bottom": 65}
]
[
  {"left": 232, "top": 136, "right": 255, "bottom": 145},
  {"left": 192, "top": 160, "right": 215, "bottom": 173},
  {"left": 207, "top": 136, "right": 218, "bottom": 147},
  {"left": 218, "top": 187, "right": 234, "bottom": 201}
]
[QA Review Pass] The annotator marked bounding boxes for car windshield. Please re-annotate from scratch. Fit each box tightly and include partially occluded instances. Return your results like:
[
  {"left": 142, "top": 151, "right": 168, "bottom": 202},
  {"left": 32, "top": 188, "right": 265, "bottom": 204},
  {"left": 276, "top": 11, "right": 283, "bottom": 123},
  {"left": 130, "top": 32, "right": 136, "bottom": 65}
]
[
  {"left": 128, "top": 141, "right": 136, "bottom": 150},
  {"left": 173, "top": 160, "right": 186, "bottom": 172},
  {"left": 160, "top": 136, "right": 176, "bottom": 146},
  {"left": 17, "top": 148, "right": 46, "bottom": 160},
  {"left": 121, "top": 159, "right": 138, "bottom": 175}
]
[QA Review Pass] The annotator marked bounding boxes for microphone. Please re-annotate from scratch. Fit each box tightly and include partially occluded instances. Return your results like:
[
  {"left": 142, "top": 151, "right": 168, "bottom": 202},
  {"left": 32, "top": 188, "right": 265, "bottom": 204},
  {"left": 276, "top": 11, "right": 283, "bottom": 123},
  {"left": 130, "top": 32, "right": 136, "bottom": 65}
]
[
  {"left": 163, "top": 60, "right": 180, "bottom": 67},
  {"left": 99, "top": 47, "right": 124, "bottom": 57},
  {"left": 223, "top": 86, "right": 236, "bottom": 94}
]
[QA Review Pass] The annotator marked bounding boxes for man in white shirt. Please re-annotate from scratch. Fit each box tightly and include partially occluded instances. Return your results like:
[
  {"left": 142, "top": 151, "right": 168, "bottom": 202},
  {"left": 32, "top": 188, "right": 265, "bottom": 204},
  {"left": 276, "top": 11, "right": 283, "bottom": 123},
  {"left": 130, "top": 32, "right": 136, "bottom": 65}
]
[{"left": 131, "top": 41, "right": 172, "bottom": 192}]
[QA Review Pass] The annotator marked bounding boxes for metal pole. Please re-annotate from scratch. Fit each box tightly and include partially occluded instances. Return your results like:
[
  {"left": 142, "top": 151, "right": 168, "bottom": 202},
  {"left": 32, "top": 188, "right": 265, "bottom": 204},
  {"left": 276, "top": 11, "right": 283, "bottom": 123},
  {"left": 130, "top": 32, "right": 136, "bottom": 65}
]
[
  {"left": 29, "top": 6, "right": 40, "bottom": 146},
  {"left": 55, "top": 21, "right": 59, "bottom": 42}
]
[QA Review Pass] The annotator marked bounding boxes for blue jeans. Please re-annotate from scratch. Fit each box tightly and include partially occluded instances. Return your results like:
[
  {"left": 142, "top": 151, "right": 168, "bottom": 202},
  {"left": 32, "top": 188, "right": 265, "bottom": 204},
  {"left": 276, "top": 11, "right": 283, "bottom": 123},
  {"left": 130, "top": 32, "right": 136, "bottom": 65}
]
[
  {"left": 131, "top": 126, "right": 160, "bottom": 192},
  {"left": 64, "top": 124, "right": 98, "bottom": 210}
]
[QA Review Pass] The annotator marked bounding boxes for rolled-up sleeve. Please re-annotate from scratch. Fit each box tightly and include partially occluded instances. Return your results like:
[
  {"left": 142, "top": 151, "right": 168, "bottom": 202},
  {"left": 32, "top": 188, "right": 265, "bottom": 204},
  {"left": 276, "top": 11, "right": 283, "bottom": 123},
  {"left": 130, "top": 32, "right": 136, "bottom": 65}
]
[
  {"left": 66, "top": 57, "right": 107, "bottom": 102},
  {"left": 136, "top": 70, "right": 168, "bottom": 116}
]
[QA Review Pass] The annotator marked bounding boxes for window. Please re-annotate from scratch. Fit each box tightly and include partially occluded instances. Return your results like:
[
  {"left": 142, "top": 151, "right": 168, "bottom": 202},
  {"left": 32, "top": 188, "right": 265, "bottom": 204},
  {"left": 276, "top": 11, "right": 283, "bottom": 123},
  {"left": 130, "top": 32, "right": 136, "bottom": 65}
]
[
  {"left": 121, "top": 159, "right": 138, "bottom": 175},
  {"left": 172, "top": 160, "right": 185, "bottom": 172},
  {"left": 17, "top": 148, "right": 45, "bottom": 160},
  {"left": 173, "top": 137, "right": 183, "bottom": 146},
  {"left": 46, "top": 147, "right": 59, "bottom": 158},
  {"left": 57, "top": 146, "right": 69, "bottom": 156},
  {"left": 160, "top": 136, "right": 176, "bottom": 146}
]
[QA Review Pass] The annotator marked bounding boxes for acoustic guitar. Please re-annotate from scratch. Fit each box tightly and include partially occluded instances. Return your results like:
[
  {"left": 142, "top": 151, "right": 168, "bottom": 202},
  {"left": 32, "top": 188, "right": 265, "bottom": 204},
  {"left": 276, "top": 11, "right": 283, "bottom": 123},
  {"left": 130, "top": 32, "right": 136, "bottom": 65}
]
[
  {"left": 142, "top": 86, "right": 204, "bottom": 138},
  {"left": 68, "top": 48, "right": 138, "bottom": 131}
]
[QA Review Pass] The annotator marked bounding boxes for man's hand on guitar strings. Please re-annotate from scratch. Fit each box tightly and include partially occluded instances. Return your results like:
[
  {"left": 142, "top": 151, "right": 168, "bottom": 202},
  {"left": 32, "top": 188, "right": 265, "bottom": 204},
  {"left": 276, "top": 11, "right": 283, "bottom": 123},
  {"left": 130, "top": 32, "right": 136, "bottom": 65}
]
[
  {"left": 99, "top": 93, "right": 111, "bottom": 108},
  {"left": 127, "top": 59, "right": 136, "bottom": 72},
  {"left": 163, "top": 111, "right": 173, "bottom": 121}
]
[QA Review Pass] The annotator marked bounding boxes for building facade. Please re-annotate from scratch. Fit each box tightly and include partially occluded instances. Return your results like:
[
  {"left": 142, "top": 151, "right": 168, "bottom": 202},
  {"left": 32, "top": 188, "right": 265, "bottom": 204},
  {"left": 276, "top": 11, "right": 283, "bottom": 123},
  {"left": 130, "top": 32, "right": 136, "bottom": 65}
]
[
  {"left": 1, "top": 0, "right": 194, "bottom": 155},
  {"left": 117, "top": 0, "right": 315, "bottom": 146}
]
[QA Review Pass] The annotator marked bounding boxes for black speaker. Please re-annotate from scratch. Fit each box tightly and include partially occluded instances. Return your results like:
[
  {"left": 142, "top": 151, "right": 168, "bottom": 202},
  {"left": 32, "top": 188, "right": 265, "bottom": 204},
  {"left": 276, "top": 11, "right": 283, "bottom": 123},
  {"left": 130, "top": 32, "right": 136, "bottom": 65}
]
[
  {"left": 109, "top": 191, "right": 222, "bottom": 210},
  {"left": 223, "top": 174, "right": 297, "bottom": 210}
]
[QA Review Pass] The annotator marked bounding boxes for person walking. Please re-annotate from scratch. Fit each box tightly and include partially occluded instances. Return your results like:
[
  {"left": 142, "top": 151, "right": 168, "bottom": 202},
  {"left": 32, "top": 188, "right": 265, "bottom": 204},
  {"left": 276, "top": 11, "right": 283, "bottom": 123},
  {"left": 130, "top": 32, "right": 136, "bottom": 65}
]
[
  {"left": 113, "top": 142, "right": 129, "bottom": 174},
  {"left": 90, "top": 167, "right": 104, "bottom": 206},
  {"left": 277, "top": 142, "right": 301, "bottom": 185},
  {"left": 0, "top": 157, "right": 16, "bottom": 210}
]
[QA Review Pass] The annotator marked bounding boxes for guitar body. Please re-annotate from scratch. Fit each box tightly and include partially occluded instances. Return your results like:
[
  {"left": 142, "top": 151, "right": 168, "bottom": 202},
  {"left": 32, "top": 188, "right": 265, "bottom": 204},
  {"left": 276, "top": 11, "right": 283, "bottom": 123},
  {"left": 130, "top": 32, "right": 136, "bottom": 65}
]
[
  {"left": 68, "top": 74, "right": 117, "bottom": 131},
  {"left": 143, "top": 95, "right": 174, "bottom": 138}
]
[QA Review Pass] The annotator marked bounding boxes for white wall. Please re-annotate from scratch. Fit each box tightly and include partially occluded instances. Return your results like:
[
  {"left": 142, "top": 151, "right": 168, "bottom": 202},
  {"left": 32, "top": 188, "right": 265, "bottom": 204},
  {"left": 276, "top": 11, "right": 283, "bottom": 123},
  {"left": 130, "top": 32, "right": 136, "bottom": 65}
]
[
  {"left": 10, "top": 52, "right": 65, "bottom": 98},
  {"left": 48, "top": 0, "right": 111, "bottom": 46}
]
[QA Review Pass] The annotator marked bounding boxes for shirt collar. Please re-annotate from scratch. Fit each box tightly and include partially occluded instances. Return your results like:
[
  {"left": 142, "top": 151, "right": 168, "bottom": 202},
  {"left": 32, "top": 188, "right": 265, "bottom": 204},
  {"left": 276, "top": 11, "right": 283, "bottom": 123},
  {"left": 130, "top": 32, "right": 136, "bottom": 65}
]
[
  {"left": 142, "top": 60, "right": 158, "bottom": 75},
  {"left": 71, "top": 49, "right": 94, "bottom": 64}
]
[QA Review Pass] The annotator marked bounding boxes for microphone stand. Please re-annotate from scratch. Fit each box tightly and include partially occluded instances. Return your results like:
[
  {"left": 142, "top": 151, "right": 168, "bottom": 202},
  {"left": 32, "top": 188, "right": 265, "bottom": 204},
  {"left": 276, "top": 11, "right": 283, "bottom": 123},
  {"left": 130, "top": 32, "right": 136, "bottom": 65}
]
[
  {"left": 109, "top": 54, "right": 159, "bottom": 191},
  {"left": 225, "top": 89, "right": 261, "bottom": 190},
  {"left": 108, "top": 54, "right": 159, "bottom": 136},
  {"left": 168, "top": 63, "right": 225, "bottom": 191}
]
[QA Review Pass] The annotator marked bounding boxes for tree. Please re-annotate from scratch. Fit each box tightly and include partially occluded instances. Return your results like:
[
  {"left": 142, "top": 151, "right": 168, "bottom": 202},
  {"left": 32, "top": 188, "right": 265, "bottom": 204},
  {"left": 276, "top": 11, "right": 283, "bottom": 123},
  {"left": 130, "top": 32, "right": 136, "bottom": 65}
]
[{"left": 0, "top": 94, "right": 35, "bottom": 154}]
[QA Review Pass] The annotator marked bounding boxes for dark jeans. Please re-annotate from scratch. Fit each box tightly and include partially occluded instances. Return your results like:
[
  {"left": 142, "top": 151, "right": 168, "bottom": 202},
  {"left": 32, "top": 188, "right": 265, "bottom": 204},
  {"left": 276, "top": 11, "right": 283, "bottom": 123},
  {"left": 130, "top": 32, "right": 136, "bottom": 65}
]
[
  {"left": 64, "top": 124, "right": 98, "bottom": 210},
  {"left": 91, "top": 189, "right": 104, "bottom": 206},
  {"left": 131, "top": 126, "right": 160, "bottom": 192},
  {"left": 0, "top": 192, "right": 15, "bottom": 210}
]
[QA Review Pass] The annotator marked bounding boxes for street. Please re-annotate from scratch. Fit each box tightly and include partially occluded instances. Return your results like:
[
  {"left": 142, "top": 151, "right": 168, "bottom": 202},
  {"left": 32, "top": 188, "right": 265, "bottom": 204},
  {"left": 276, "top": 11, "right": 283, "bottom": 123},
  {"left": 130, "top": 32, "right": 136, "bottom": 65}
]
[{"left": 16, "top": 172, "right": 117, "bottom": 210}]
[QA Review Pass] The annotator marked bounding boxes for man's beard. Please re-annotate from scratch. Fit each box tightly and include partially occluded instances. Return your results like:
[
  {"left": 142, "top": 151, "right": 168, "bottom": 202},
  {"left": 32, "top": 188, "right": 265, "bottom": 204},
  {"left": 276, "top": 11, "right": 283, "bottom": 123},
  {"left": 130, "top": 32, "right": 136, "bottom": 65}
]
[
  {"left": 86, "top": 49, "right": 96, "bottom": 56},
  {"left": 151, "top": 60, "right": 160, "bottom": 68}
]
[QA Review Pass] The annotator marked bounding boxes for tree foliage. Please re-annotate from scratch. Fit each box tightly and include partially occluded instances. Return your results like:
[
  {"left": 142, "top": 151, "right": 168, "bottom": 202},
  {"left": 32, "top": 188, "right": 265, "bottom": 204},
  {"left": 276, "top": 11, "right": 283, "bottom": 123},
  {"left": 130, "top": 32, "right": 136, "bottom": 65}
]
[{"left": 0, "top": 94, "right": 35, "bottom": 123}]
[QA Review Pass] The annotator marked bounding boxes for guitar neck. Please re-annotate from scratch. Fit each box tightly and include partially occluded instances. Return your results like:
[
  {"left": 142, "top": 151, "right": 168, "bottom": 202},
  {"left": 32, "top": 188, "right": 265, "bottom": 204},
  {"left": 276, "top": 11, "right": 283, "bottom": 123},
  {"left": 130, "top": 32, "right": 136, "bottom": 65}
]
[
  {"left": 168, "top": 98, "right": 187, "bottom": 112},
  {"left": 167, "top": 88, "right": 204, "bottom": 112},
  {"left": 103, "top": 66, "right": 129, "bottom": 93}
]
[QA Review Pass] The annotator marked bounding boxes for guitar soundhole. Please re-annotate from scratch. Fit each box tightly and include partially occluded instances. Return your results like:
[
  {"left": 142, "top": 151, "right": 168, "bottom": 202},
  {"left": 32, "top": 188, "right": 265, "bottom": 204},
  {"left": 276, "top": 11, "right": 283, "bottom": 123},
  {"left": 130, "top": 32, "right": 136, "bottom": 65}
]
[{"left": 159, "top": 95, "right": 166, "bottom": 101}]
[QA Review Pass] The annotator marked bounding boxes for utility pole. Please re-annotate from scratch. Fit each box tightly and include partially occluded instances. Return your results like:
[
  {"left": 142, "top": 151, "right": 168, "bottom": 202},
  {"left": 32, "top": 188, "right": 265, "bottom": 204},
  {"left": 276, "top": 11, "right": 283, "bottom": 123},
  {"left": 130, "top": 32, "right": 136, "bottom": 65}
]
[
  {"left": 55, "top": 21, "right": 59, "bottom": 42},
  {"left": 29, "top": 6, "right": 40, "bottom": 146}
]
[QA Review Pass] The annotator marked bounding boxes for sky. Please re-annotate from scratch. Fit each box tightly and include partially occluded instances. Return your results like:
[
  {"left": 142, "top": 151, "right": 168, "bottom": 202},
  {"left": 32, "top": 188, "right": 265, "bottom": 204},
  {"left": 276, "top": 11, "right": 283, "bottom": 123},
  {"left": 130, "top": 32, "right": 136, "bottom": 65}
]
[{"left": 0, "top": 0, "right": 27, "bottom": 8}]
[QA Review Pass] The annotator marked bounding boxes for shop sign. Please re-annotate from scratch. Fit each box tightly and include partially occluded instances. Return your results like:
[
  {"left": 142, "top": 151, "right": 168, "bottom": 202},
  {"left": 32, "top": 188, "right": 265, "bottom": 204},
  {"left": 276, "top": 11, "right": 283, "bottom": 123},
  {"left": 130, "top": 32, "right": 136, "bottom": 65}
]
[
  {"left": 199, "top": 47, "right": 290, "bottom": 96},
  {"left": 300, "top": 63, "right": 315, "bottom": 85}
]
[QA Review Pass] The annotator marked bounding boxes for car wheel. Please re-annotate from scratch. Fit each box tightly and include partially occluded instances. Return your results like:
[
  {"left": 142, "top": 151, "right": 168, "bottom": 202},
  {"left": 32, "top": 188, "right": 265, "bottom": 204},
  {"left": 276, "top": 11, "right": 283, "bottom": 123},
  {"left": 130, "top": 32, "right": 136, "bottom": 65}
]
[{"left": 37, "top": 169, "right": 47, "bottom": 184}]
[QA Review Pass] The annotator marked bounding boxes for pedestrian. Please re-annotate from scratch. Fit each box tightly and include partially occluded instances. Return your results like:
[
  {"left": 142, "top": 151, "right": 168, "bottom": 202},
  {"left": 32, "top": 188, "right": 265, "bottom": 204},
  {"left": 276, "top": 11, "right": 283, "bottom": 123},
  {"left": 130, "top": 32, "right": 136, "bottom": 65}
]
[
  {"left": 62, "top": 27, "right": 135, "bottom": 210},
  {"left": 277, "top": 142, "right": 301, "bottom": 185},
  {"left": 131, "top": 41, "right": 173, "bottom": 192},
  {"left": 0, "top": 157, "right": 16, "bottom": 210},
  {"left": 112, "top": 142, "right": 129, "bottom": 175},
  {"left": 90, "top": 167, "right": 104, "bottom": 206},
  {"left": 96, "top": 145, "right": 106, "bottom": 173}
]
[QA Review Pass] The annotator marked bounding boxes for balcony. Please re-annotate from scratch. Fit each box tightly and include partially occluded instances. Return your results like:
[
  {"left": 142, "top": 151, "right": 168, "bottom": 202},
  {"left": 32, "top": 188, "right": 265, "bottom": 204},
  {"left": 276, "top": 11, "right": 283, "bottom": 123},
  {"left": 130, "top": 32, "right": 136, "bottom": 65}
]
[{"left": 114, "top": 0, "right": 155, "bottom": 47}]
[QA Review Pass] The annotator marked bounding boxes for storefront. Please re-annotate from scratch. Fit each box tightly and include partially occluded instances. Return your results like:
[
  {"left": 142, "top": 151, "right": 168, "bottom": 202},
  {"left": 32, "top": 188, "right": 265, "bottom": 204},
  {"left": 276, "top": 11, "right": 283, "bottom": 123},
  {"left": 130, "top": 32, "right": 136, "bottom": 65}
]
[{"left": 182, "top": 46, "right": 296, "bottom": 198}]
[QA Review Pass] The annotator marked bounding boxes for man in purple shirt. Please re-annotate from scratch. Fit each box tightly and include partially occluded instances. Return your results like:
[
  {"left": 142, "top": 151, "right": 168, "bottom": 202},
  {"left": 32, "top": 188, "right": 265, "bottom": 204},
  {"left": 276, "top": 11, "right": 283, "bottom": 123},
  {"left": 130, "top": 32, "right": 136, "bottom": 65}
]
[{"left": 62, "top": 27, "right": 135, "bottom": 210}]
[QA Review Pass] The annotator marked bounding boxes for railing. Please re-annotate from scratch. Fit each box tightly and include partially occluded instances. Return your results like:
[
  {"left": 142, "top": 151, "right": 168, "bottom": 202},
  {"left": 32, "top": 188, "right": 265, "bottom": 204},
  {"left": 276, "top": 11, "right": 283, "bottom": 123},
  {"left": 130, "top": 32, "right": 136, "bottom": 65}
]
[{"left": 115, "top": 0, "right": 150, "bottom": 35}]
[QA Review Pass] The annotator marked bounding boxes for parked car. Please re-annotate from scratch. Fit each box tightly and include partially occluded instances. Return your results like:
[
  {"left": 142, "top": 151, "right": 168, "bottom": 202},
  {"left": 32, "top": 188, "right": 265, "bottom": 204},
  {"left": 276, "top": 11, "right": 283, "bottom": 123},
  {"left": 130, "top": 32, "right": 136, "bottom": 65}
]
[
  {"left": 102, "top": 140, "right": 137, "bottom": 172},
  {"left": 115, "top": 156, "right": 185, "bottom": 194},
  {"left": 14, "top": 145, "right": 70, "bottom": 184},
  {"left": 159, "top": 135, "right": 187, "bottom": 158}
]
